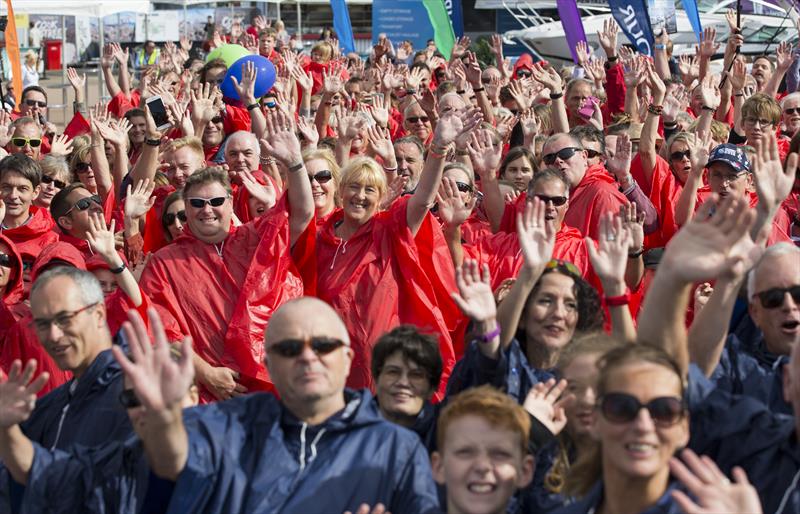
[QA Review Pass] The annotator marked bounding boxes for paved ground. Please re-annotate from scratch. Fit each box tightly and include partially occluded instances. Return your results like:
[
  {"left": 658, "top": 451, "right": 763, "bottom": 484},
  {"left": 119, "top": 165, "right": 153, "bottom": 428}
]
[{"left": 37, "top": 65, "right": 110, "bottom": 130}]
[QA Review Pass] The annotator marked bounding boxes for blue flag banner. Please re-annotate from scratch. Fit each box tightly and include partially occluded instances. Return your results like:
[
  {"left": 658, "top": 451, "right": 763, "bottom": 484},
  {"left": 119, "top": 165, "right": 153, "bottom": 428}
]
[
  {"left": 557, "top": 0, "right": 587, "bottom": 64},
  {"left": 331, "top": 0, "right": 356, "bottom": 54},
  {"left": 684, "top": 0, "right": 703, "bottom": 42},
  {"left": 608, "top": 0, "right": 655, "bottom": 56},
  {"left": 444, "top": 0, "right": 464, "bottom": 37}
]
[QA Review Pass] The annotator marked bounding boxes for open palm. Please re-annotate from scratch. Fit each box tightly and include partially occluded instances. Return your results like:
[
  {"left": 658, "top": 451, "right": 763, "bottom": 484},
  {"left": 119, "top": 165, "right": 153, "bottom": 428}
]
[
  {"left": 452, "top": 260, "right": 496, "bottom": 323},
  {"left": 517, "top": 198, "right": 556, "bottom": 273}
]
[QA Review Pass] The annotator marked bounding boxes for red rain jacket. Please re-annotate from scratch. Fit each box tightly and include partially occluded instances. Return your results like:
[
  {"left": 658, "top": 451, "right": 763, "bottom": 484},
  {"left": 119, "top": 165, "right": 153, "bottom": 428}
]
[
  {"left": 695, "top": 186, "right": 792, "bottom": 246},
  {"left": 2, "top": 206, "right": 59, "bottom": 262},
  {"left": 630, "top": 153, "right": 682, "bottom": 249}
]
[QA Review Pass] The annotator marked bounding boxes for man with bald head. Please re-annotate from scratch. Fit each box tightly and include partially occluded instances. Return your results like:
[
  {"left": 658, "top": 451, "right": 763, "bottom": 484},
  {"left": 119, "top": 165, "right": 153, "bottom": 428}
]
[
  {"left": 224, "top": 130, "right": 260, "bottom": 179},
  {"left": 113, "top": 299, "right": 440, "bottom": 513}
]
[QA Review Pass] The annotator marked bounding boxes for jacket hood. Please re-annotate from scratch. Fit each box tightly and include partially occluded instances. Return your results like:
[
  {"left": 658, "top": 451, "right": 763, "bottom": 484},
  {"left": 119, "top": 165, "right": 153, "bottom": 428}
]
[
  {"left": 85, "top": 251, "right": 129, "bottom": 272},
  {"left": 513, "top": 53, "right": 534, "bottom": 77},
  {"left": 31, "top": 241, "right": 87, "bottom": 282},
  {"left": 0, "top": 233, "right": 24, "bottom": 303},
  {"left": 281, "top": 389, "right": 384, "bottom": 434}
]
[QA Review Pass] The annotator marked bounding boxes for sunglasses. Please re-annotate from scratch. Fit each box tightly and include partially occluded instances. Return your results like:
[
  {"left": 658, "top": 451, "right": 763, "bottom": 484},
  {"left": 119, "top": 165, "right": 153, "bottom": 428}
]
[
  {"left": 164, "top": 210, "right": 187, "bottom": 226},
  {"left": 584, "top": 149, "right": 603, "bottom": 159},
  {"left": 267, "top": 336, "right": 346, "bottom": 358},
  {"left": 65, "top": 195, "right": 102, "bottom": 215},
  {"left": 534, "top": 194, "right": 568, "bottom": 206},
  {"left": 545, "top": 258, "right": 581, "bottom": 277},
  {"left": 309, "top": 170, "right": 333, "bottom": 184},
  {"left": 0, "top": 253, "right": 14, "bottom": 268},
  {"left": 75, "top": 162, "right": 91, "bottom": 173},
  {"left": 41, "top": 175, "right": 67, "bottom": 189},
  {"left": 542, "top": 147, "right": 581, "bottom": 165},
  {"left": 11, "top": 137, "right": 42, "bottom": 148},
  {"left": 516, "top": 70, "right": 532, "bottom": 78},
  {"left": 407, "top": 116, "right": 429, "bottom": 124},
  {"left": 756, "top": 285, "right": 800, "bottom": 309},
  {"left": 455, "top": 181, "right": 473, "bottom": 193},
  {"left": 670, "top": 150, "right": 691, "bottom": 161},
  {"left": 599, "top": 392, "right": 686, "bottom": 426},
  {"left": 211, "top": 115, "right": 224, "bottom": 124},
  {"left": 786, "top": 107, "right": 800, "bottom": 115},
  {"left": 187, "top": 196, "right": 227, "bottom": 208},
  {"left": 118, "top": 388, "right": 142, "bottom": 409},
  {"left": 24, "top": 99, "right": 47, "bottom": 108}
]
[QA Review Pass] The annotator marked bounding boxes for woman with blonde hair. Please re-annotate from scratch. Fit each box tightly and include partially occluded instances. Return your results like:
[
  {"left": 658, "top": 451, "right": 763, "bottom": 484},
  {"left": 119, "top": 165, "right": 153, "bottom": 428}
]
[
  {"left": 22, "top": 50, "right": 39, "bottom": 88},
  {"left": 303, "top": 147, "right": 340, "bottom": 222}
]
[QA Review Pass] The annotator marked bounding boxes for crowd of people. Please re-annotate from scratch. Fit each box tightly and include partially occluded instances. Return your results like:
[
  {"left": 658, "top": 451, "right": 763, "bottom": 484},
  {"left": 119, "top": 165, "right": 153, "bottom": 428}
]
[{"left": 0, "top": 8, "right": 798, "bottom": 514}]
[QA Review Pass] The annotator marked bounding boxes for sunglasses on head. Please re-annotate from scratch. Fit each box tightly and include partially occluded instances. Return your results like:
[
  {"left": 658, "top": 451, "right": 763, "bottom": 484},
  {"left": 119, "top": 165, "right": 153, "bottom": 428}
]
[
  {"left": 187, "top": 196, "right": 227, "bottom": 208},
  {"left": 24, "top": 99, "right": 47, "bottom": 108},
  {"left": 164, "top": 210, "right": 187, "bottom": 226},
  {"left": 534, "top": 194, "right": 568, "bottom": 206},
  {"left": 756, "top": 285, "right": 800, "bottom": 309},
  {"left": 66, "top": 195, "right": 102, "bottom": 215},
  {"left": 11, "top": 137, "right": 42, "bottom": 148},
  {"left": 407, "top": 116, "right": 429, "bottom": 124},
  {"left": 118, "top": 388, "right": 142, "bottom": 409},
  {"left": 267, "top": 336, "right": 346, "bottom": 358},
  {"left": 0, "top": 253, "right": 14, "bottom": 268},
  {"left": 309, "top": 170, "right": 333, "bottom": 184},
  {"left": 599, "top": 392, "right": 686, "bottom": 426},
  {"left": 545, "top": 258, "right": 581, "bottom": 277},
  {"left": 670, "top": 150, "right": 691, "bottom": 161},
  {"left": 41, "top": 175, "right": 66, "bottom": 189},
  {"left": 75, "top": 162, "right": 91, "bottom": 173},
  {"left": 542, "top": 147, "right": 581, "bottom": 165},
  {"left": 455, "top": 181, "right": 473, "bottom": 194}
]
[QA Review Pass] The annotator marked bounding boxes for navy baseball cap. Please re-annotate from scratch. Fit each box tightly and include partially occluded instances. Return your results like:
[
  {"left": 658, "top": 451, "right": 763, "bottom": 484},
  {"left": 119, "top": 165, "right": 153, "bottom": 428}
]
[{"left": 706, "top": 144, "right": 751, "bottom": 174}]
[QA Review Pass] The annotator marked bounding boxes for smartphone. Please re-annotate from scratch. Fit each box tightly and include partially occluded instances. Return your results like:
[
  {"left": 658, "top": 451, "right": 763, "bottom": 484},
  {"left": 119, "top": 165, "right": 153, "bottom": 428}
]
[
  {"left": 578, "top": 96, "right": 599, "bottom": 119},
  {"left": 146, "top": 95, "right": 172, "bottom": 132}
]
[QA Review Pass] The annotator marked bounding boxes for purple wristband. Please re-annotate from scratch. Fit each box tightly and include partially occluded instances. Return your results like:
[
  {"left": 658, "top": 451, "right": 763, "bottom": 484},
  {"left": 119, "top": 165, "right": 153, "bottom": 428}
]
[{"left": 477, "top": 325, "right": 501, "bottom": 343}]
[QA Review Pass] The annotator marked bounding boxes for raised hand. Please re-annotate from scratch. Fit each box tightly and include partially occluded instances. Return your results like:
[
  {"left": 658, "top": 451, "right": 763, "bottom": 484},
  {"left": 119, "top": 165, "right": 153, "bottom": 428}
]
[
  {"left": 113, "top": 308, "right": 194, "bottom": 413},
  {"left": 597, "top": 18, "right": 620, "bottom": 57},
  {"left": 450, "top": 35, "right": 471, "bottom": 60},
  {"left": 86, "top": 213, "right": 118, "bottom": 262},
  {"left": 662, "top": 85, "right": 688, "bottom": 124},
  {"left": 464, "top": 51, "right": 483, "bottom": 88},
  {"left": 290, "top": 64, "right": 313, "bottom": 93},
  {"left": 698, "top": 27, "right": 720, "bottom": 59},
  {"left": 678, "top": 54, "right": 699, "bottom": 82},
  {"left": 0, "top": 360, "right": 48, "bottom": 428},
  {"left": 67, "top": 67, "right": 86, "bottom": 92},
  {"left": 776, "top": 40, "right": 796, "bottom": 72},
  {"left": 231, "top": 60, "right": 258, "bottom": 104},
  {"left": 517, "top": 197, "right": 556, "bottom": 273},
  {"left": 699, "top": 74, "right": 721, "bottom": 110},
  {"left": 620, "top": 202, "right": 645, "bottom": 253},
  {"left": 240, "top": 170, "right": 277, "bottom": 211},
  {"left": 575, "top": 40, "right": 592, "bottom": 66},
  {"left": 379, "top": 176, "right": 409, "bottom": 211},
  {"left": 125, "top": 180, "right": 156, "bottom": 221},
  {"left": 452, "top": 260, "right": 496, "bottom": 323},
  {"left": 433, "top": 107, "right": 483, "bottom": 147},
  {"left": 297, "top": 117, "right": 319, "bottom": 148},
  {"left": 101, "top": 43, "right": 115, "bottom": 69},
  {"left": 670, "top": 449, "right": 762, "bottom": 514},
  {"left": 369, "top": 94, "right": 390, "bottom": 128},
  {"left": 687, "top": 131, "right": 713, "bottom": 178},
  {"left": 531, "top": 62, "right": 562, "bottom": 93},
  {"left": 111, "top": 42, "right": 129, "bottom": 67},
  {"left": 752, "top": 133, "right": 797, "bottom": 213},
  {"left": 466, "top": 129, "right": 502, "bottom": 180},
  {"left": 606, "top": 132, "right": 632, "bottom": 179},
  {"left": 190, "top": 82, "right": 219, "bottom": 124},
  {"left": 523, "top": 378, "right": 571, "bottom": 436},
  {"left": 587, "top": 212, "right": 631, "bottom": 289},
  {"left": 508, "top": 79, "right": 533, "bottom": 112},
  {"left": 437, "top": 177, "right": 476, "bottom": 228},
  {"left": 259, "top": 109, "right": 302, "bottom": 166},
  {"left": 95, "top": 118, "right": 129, "bottom": 147},
  {"left": 322, "top": 65, "right": 344, "bottom": 95},
  {"left": 366, "top": 124, "right": 395, "bottom": 163},
  {"left": 584, "top": 58, "right": 606, "bottom": 85},
  {"left": 49, "top": 134, "right": 73, "bottom": 156},
  {"left": 693, "top": 282, "right": 714, "bottom": 314},
  {"left": 519, "top": 110, "right": 539, "bottom": 141},
  {"left": 728, "top": 58, "right": 747, "bottom": 92}
]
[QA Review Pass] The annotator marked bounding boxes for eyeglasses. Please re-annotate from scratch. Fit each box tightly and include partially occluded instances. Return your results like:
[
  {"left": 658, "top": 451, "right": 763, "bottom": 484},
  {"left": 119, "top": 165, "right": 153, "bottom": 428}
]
[
  {"left": 534, "top": 194, "right": 568, "bottom": 206},
  {"left": 309, "top": 170, "right": 333, "bottom": 184},
  {"left": 267, "top": 336, "right": 347, "bottom": 358},
  {"left": 211, "top": 115, "right": 224, "bottom": 124},
  {"left": 24, "top": 99, "right": 47, "bottom": 108},
  {"left": 584, "top": 149, "right": 603, "bottom": 159},
  {"left": 545, "top": 258, "right": 581, "bottom": 277},
  {"left": 187, "top": 196, "right": 227, "bottom": 208},
  {"left": 599, "top": 392, "right": 686, "bottom": 427},
  {"left": 755, "top": 285, "right": 800, "bottom": 309},
  {"left": 785, "top": 107, "right": 800, "bottom": 115},
  {"left": 380, "top": 364, "right": 430, "bottom": 385},
  {"left": 118, "top": 388, "right": 142, "bottom": 409},
  {"left": 744, "top": 117, "right": 774, "bottom": 127},
  {"left": 455, "top": 181, "right": 473, "bottom": 193},
  {"left": 670, "top": 150, "right": 691, "bottom": 161},
  {"left": 11, "top": 137, "right": 42, "bottom": 148},
  {"left": 0, "top": 253, "right": 14, "bottom": 268},
  {"left": 164, "top": 210, "right": 187, "bottom": 226},
  {"left": 708, "top": 170, "right": 748, "bottom": 185},
  {"left": 542, "top": 147, "right": 581, "bottom": 165},
  {"left": 406, "top": 116, "right": 429, "bottom": 124},
  {"left": 74, "top": 162, "right": 91, "bottom": 173},
  {"left": 64, "top": 195, "right": 102, "bottom": 216},
  {"left": 516, "top": 70, "right": 532, "bottom": 78},
  {"left": 41, "top": 175, "right": 67, "bottom": 189},
  {"left": 31, "top": 302, "right": 99, "bottom": 333}
]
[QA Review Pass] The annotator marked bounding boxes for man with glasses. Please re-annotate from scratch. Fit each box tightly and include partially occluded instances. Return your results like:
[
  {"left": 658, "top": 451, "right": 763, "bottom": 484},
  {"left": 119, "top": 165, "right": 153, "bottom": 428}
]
[
  {"left": 50, "top": 183, "right": 105, "bottom": 255},
  {"left": 7, "top": 117, "right": 44, "bottom": 160},
  {"left": 402, "top": 102, "right": 433, "bottom": 145},
  {"left": 780, "top": 92, "right": 800, "bottom": 137}
]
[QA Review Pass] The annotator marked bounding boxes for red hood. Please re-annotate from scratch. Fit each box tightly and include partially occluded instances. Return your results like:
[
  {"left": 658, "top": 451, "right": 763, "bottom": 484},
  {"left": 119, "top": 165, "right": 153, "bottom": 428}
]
[
  {"left": 142, "top": 185, "right": 177, "bottom": 254},
  {"left": 31, "top": 241, "right": 87, "bottom": 282},
  {"left": 0, "top": 234, "right": 24, "bottom": 304},
  {"left": 4, "top": 206, "right": 56, "bottom": 242},
  {"left": 86, "top": 251, "right": 128, "bottom": 272},
  {"left": 233, "top": 170, "right": 270, "bottom": 224},
  {"left": 513, "top": 54, "right": 534, "bottom": 78},
  {"left": 574, "top": 163, "right": 618, "bottom": 193}
]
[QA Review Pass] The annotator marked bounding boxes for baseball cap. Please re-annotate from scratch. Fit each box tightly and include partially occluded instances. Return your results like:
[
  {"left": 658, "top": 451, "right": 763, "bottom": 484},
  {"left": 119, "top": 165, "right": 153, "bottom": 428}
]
[{"left": 706, "top": 143, "right": 751, "bottom": 173}]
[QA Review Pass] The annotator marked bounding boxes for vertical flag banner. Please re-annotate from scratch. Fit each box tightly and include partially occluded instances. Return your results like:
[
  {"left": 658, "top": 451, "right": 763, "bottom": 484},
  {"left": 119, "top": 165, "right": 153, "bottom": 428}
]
[
  {"left": 557, "top": 0, "right": 587, "bottom": 64},
  {"left": 683, "top": 0, "right": 703, "bottom": 42},
  {"left": 445, "top": 0, "right": 464, "bottom": 38},
  {"left": 5, "top": 0, "right": 22, "bottom": 105},
  {"left": 608, "top": 0, "right": 655, "bottom": 56},
  {"left": 422, "top": 0, "right": 456, "bottom": 58},
  {"left": 330, "top": 0, "right": 356, "bottom": 54}
]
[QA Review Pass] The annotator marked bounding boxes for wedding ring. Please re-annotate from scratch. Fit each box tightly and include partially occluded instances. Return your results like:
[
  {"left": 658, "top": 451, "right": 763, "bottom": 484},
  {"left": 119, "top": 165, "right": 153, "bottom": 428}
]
[{"left": 27, "top": 399, "right": 36, "bottom": 410}]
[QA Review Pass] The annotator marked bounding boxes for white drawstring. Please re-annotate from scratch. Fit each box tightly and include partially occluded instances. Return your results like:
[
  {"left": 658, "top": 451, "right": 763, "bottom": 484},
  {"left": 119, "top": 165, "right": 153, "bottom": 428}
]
[
  {"left": 776, "top": 468, "right": 800, "bottom": 514},
  {"left": 298, "top": 422, "right": 308, "bottom": 471},
  {"left": 308, "top": 428, "right": 326, "bottom": 465},
  {"left": 329, "top": 239, "right": 347, "bottom": 270}
]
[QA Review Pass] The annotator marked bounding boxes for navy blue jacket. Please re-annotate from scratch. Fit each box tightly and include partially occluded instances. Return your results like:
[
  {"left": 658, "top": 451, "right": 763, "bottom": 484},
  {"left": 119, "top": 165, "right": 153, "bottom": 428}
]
[
  {"left": 551, "top": 481, "right": 685, "bottom": 514},
  {"left": 710, "top": 333, "right": 790, "bottom": 414},
  {"left": 167, "top": 389, "right": 440, "bottom": 514}
]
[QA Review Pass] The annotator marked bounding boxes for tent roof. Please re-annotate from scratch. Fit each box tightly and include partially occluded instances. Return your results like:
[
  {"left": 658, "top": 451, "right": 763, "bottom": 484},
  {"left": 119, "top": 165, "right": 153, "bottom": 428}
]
[{"left": 1, "top": 0, "right": 150, "bottom": 17}]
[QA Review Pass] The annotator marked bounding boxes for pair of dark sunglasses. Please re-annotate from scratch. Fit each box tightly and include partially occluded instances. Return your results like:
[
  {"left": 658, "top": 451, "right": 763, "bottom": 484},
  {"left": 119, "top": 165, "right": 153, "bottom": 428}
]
[
  {"left": 267, "top": 337, "right": 346, "bottom": 358},
  {"left": 41, "top": 175, "right": 67, "bottom": 189},
  {"left": 516, "top": 69, "right": 532, "bottom": 78},
  {"left": 66, "top": 195, "right": 102, "bottom": 215},
  {"left": 24, "top": 99, "right": 47, "bottom": 108},
  {"left": 187, "top": 196, "right": 227, "bottom": 208},
  {"left": 585, "top": 149, "right": 603, "bottom": 158},
  {"left": 211, "top": 115, "right": 224, "bottom": 124},
  {"left": 534, "top": 194, "right": 568, "bottom": 206},
  {"left": 670, "top": 150, "right": 691, "bottom": 161},
  {"left": 164, "top": 210, "right": 187, "bottom": 226},
  {"left": 0, "top": 253, "right": 14, "bottom": 268},
  {"left": 785, "top": 107, "right": 800, "bottom": 115},
  {"left": 309, "top": 170, "right": 333, "bottom": 184},
  {"left": 407, "top": 116, "right": 429, "bottom": 124},
  {"left": 119, "top": 388, "right": 141, "bottom": 409},
  {"left": 542, "top": 147, "right": 581, "bottom": 165},
  {"left": 455, "top": 181, "right": 473, "bottom": 194},
  {"left": 75, "top": 162, "right": 91, "bottom": 173},
  {"left": 756, "top": 285, "right": 800, "bottom": 309},
  {"left": 599, "top": 393, "right": 686, "bottom": 426},
  {"left": 11, "top": 137, "right": 42, "bottom": 148}
]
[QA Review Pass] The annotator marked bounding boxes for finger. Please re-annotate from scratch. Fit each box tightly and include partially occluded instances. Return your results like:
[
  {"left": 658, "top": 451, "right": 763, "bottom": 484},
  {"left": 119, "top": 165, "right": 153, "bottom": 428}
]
[
  {"left": 19, "top": 359, "right": 37, "bottom": 386},
  {"left": 668, "top": 456, "right": 705, "bottom": 494},
  {"left": 670, "top": 490, "right": 701, "bottom": 514},
  {"left": 25, "top": 371, "right": 50, "bottom": 396}
]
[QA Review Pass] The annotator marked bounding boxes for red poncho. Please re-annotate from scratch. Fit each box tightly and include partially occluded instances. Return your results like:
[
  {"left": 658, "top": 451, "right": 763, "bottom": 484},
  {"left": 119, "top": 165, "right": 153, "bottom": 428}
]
[
  {"left": 139, "top": 196, "right": 313, "bottom": 403},
  {"left": 695, "top": 186, "right": 792, "bottom": 245},
  {"left": 2, "top": 206, "right": 59, "bottom": 261},
  {"left": 630, "top": 153, "right": 682, "bottom": 249},
  {"left": 314, "top": 197, "right": 457, "bottom": 397}
]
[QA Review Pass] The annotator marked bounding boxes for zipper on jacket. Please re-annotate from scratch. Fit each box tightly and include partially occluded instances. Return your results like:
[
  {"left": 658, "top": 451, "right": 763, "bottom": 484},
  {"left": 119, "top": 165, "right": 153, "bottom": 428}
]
[{"left": 50, "top": 403, "right": 70, "bottom": 451}]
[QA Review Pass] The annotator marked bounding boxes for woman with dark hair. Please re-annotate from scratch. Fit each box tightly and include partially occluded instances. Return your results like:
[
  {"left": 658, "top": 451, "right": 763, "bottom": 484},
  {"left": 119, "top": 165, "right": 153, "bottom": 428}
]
[
  {"left": 160, "top": 191, "right": 186, "bottom": 243},
  {"left": 499, "top": 146, "right": 537, "bottom": 192}
]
